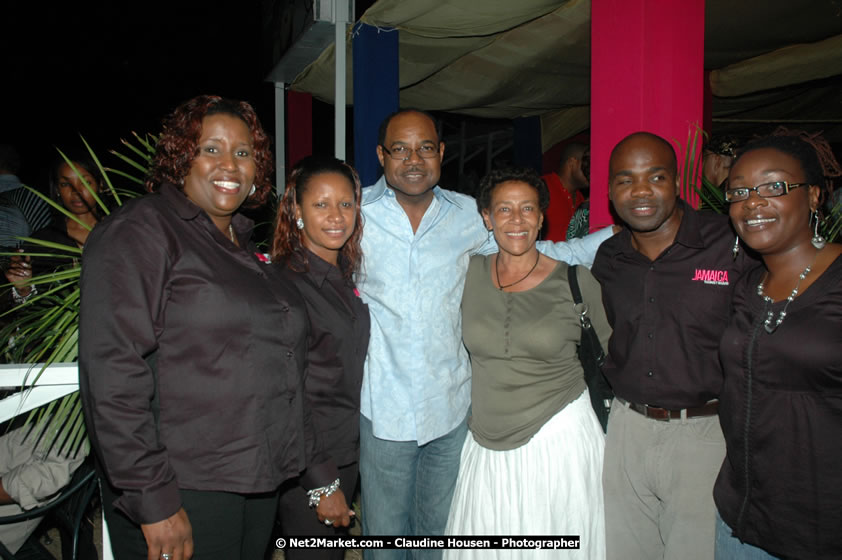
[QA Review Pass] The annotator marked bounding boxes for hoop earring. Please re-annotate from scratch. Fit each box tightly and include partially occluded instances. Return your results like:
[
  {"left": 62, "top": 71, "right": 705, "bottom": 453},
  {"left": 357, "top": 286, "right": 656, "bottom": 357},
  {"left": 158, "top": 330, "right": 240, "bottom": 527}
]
[
  {"left": 250, "top": 184, "right": 256, "bottom": 196},
  {"left": 731, "top": 235, "right": 740, "bottom": 260},
  {"left": 296, "top": 217, "right": 305, "bottom": 230},
  {"left": 811, "top": 210, "right": 826, "bottom": 250}
]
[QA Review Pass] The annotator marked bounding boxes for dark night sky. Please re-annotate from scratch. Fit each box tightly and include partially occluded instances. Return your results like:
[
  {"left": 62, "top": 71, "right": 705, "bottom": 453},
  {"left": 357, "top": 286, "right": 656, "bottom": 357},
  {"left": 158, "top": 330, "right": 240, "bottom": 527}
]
[{"left": 4, "top": 2, "right": 277, "bottom": 190}]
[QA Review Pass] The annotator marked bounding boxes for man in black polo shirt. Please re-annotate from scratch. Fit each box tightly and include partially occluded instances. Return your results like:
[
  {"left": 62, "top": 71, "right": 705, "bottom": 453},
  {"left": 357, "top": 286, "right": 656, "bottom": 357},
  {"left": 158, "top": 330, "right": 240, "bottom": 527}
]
[{"left": 592, "top": 132, "right": 753, "bottom": 560}]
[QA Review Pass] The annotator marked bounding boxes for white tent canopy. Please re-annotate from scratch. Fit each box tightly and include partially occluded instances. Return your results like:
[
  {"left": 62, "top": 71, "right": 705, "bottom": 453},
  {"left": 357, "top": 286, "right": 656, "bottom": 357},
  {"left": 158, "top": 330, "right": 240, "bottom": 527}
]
[{"left": 287, "top": 0, "right": 842, "bottom": 146}]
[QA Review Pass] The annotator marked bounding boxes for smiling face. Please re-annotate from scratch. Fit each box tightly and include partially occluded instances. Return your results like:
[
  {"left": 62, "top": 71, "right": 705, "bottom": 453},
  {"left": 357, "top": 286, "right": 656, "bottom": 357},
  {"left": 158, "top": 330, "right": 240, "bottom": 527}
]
[
  {"left": 376, "top": 111, "right": 444, "bottom": 206},
  {"left": 609, "top": 134, "right": 681, "bottom": 235},
  {"left": 295, "top": 171, "right": 357, "bottom": 266},
  {"left": 728, "top": 147, "right": 819, "bottom": 256},
  {"left": 482, "top": 180, "right": 543, "bottom": 257},
  {"left": 56, "top": 162, "right": 99, "bottom": 216},
  {"left": 183, "top": 113, "right": 256, "bottom": 230}
]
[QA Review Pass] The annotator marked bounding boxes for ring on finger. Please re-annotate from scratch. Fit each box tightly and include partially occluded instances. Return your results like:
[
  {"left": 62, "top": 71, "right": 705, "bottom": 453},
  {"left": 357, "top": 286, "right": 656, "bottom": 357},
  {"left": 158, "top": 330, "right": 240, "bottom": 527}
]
[
  {"left": 324, "top": 519, "right": 333, "bottom": 526},
  {"left": 161, "top": 554, "right": 172, "bottom": 560}
]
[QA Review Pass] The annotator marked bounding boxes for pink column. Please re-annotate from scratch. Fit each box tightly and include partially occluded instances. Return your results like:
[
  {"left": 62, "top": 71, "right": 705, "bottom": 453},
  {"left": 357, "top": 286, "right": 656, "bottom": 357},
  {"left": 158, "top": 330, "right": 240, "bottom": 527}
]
[
  {"left": 287, "top": 90, "right": 313, "bottom": 168},
  {"left": 589, "top": 0, "right": 705, "bottom": 230}
]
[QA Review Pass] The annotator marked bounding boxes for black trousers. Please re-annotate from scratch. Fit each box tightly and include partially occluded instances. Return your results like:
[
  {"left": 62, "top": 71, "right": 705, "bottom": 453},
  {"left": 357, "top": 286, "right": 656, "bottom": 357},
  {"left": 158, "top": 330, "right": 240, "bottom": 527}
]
[
  {"left": 101, "top": 481, "right": 278, "bottom": 560},
  {"left": 277, "top": 462, "right": 359, "bottom": 560}
]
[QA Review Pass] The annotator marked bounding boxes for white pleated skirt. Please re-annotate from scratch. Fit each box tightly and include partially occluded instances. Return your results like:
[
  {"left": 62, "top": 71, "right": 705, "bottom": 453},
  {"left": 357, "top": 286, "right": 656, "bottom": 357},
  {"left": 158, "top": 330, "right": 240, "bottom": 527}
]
[{"left": 444, "top": 390, "right": 605, "bottom": 559}]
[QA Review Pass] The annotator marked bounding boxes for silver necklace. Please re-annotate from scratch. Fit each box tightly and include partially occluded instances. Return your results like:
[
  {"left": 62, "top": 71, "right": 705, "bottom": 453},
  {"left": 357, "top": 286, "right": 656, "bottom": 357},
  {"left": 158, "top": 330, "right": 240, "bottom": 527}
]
[
  {"left": 756, "top": 252, "right": 818, "bottom": 333},
  {"left": 495, "top": 252, "right": 540, "bottom": 290},
  {"left": 228, "top": 223, "right": 236, "bottom": 244}
]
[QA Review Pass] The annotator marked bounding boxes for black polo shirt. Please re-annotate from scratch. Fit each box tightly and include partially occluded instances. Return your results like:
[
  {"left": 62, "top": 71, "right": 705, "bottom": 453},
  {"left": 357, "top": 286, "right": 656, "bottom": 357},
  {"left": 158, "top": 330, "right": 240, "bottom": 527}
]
[{"left": 591, "top": 200, "right": 757, "bottom": 409}]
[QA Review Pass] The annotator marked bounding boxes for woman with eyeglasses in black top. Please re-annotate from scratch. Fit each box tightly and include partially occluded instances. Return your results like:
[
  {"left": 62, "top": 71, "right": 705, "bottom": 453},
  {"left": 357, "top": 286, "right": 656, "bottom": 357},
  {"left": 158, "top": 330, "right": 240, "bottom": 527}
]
[{"left": 715, "top": 130, "right": 842, "bottom": 560}]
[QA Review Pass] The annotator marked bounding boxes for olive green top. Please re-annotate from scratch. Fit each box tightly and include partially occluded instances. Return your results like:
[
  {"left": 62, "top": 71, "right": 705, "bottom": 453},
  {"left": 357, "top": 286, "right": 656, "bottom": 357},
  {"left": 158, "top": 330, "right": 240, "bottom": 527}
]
[{"left": 462, "top": 254, "right": 611, "bottom": 451}]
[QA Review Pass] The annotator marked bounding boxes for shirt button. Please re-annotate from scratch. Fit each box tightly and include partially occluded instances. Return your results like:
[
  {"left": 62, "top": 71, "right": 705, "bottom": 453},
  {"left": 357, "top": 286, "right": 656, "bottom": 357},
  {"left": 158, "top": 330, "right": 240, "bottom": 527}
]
[
  {"left": 649, "top": 297, "right": 655, "bottom": 303},
  {"left": 286, "top": 351, "right": 294, "bottom": 358},
  {"left": 650, "top": 265, "right": 655, "bottom": 271},
  {"left": 647, "top": 370, "right": 654, "bottom": 377},
  {"left": 647, "top": 332, "right": 654, "bottom": 339},
  {"left": 281, "top": 305, "right": 289, "bottom": 312}
]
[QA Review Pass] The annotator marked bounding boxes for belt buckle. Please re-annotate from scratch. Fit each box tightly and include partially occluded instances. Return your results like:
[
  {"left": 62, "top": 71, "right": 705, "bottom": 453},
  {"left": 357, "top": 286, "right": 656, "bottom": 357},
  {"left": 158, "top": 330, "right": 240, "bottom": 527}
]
[{"left": 645, "top": 405, "right": 671, "bottom": 421}]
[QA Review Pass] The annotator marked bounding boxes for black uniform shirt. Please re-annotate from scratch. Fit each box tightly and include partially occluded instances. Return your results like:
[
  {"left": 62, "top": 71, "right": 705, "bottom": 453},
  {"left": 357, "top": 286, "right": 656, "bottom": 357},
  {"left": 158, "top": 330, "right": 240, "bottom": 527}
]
[
  {"left": 592, "top": 200, "right": 756, "bottom": 408},
  {"left": 79, "top": 184, "right": 324, "bottom": 524},
  {"left": 280, "top": 250, "right": 370, "bottom": 478}
]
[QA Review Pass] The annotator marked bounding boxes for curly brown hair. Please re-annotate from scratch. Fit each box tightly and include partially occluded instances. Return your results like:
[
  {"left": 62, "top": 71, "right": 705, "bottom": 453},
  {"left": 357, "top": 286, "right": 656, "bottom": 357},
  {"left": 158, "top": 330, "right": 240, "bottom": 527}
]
[
  {"left": 476, "top": 166, "right": 550, "bottom": 215},
  {"left": 271, "top": 155, "right": 364, "bottom": 281},
  {"left": 145, "top": 95, "right": 273, "bottom": 208}
]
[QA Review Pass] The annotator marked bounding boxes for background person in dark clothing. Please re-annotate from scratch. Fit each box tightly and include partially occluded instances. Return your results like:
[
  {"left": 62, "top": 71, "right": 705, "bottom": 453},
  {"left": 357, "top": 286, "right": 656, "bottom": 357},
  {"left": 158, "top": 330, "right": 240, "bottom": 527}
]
[
  {"left": 272, "top": 155, "right": 368, "bottom": 559},
  {"left": 592, "top": 132, "right": 754, "bottom": 560},
  {"left": 4, "top": 150, "right": 107, "bottom": 305}
]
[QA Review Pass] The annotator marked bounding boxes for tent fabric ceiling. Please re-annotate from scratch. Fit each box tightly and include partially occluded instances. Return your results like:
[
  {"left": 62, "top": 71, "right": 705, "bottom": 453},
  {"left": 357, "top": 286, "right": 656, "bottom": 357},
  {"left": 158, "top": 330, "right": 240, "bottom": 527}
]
[{"left": 289, "top": 0, "right": 842, "bottom": 146}]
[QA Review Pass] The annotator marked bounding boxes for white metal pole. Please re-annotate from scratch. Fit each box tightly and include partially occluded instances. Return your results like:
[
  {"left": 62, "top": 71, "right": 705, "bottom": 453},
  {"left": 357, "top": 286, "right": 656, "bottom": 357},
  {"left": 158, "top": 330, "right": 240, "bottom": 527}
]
[
  {"left": 334, "top": 19, "right": 347, "bottom": 160},
  {"left": 275, "top": 82, "right": 287, "bottom": 194}
]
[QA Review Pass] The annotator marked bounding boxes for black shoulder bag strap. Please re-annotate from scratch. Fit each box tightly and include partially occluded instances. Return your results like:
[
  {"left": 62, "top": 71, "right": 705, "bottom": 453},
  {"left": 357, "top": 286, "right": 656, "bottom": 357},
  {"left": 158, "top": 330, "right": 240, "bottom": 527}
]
[{"left": 568, "top": 264, "right": 613, "bottom": 433}]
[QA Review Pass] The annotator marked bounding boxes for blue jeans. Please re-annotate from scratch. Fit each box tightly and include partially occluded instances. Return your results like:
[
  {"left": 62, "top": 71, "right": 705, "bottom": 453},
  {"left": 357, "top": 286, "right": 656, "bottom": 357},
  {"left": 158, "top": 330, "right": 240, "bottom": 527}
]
[
  {"left": 715, "top": 511, "right": 780, "bottom": 560},
  {"left": 359, "top": 413, "right": 469, "bottom": 560}
]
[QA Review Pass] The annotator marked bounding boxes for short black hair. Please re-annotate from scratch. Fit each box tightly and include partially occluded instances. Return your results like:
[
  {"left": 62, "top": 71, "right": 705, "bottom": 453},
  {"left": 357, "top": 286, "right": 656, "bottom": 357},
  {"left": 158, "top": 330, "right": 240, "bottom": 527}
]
[
  {"left": 734, "top": 134, "right": 825, "bottom": 190},
  {"left": 476, "top": 167, "right": 550, "bottom": 215},
  {"left": 610, "top": 131, "right": 677, "bottom": 175},
  {"left": 559, "top": 142, "right": 587, "bottom": 168},
  {"left": 377, "top": 108, "right": 440, "bottom": 146}
]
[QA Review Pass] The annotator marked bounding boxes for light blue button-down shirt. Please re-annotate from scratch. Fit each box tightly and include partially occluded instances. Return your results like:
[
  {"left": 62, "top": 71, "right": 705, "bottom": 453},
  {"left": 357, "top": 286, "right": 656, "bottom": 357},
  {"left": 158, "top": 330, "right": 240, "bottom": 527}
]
[{"left": 358, "top": 176, "right": 612, "bottom": 444}]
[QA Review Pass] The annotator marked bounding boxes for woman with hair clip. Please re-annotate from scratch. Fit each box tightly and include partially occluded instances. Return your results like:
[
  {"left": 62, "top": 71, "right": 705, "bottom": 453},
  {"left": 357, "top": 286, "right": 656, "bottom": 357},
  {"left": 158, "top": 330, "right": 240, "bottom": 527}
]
[
  {"left": 79, "top": 96, "right": 349, "bottom": 560},
  {"left": 271, "top": 155, "right": 369, "bottom": 560},
  {"left": 4, "top": 149, "right": 108, "bottom": 307},
  {"left": 715, "top": 130, "right": 842, "bottom": 560}
]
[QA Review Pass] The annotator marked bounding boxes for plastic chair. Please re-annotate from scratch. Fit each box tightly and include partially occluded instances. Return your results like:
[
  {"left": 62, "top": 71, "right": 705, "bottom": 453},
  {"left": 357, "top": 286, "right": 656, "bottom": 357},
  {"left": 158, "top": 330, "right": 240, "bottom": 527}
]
[{"left": 0, "top": 457, "right": 98, "bottom": 560}]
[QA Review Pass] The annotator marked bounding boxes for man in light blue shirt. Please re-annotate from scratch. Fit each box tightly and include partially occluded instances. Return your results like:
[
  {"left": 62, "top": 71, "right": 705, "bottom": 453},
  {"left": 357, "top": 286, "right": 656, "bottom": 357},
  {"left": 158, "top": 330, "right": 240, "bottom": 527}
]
[{"left": 357, "top": 110, "right": 611, "bottom": 556}]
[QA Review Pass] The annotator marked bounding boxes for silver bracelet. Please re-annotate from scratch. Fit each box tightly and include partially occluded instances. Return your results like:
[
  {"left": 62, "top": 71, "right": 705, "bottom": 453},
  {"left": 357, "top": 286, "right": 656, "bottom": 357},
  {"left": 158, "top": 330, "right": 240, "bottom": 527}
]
[
  {"left": 307, "top": 478, "right": 340, "bottom": 508},
  {"left": 11, "top": 285, "right": 36, "bottom": 304}
]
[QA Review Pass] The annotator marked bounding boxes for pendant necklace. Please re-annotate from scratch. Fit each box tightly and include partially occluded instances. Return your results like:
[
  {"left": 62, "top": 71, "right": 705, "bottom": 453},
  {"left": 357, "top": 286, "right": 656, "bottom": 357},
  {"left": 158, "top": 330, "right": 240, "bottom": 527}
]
[
  {"left": 228, "top": 223, "right": 237, "bottom": 244},
  {"left": 756, "top": 249, "right": 819, "bottom": 333},
  {"left": 496, "top": 252, "right": 540, "bottom": 290}
]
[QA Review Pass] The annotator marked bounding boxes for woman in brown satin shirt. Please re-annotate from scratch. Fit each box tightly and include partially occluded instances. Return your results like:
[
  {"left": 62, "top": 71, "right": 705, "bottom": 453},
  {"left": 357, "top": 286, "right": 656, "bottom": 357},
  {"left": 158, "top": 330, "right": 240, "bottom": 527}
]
[{"left": 79, "top": 96, "right": 348, "bottom": 560}]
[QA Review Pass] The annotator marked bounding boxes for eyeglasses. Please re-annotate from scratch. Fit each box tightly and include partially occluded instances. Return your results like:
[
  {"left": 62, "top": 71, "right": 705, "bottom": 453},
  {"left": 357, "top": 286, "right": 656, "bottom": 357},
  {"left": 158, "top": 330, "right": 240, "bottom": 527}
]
[
  {"left": 724, "top": 181, "right": 811, "bottom": 203},
  {"left": 380, "top": 144, "right": 440, "bottom": 161}
]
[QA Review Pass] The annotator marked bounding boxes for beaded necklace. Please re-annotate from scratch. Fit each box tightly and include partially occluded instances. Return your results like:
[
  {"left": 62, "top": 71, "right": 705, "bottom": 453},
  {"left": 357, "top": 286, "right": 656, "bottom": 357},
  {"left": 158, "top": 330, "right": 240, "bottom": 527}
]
[{"left": 756, "top": 250, "right": 819, "bottom": 333}]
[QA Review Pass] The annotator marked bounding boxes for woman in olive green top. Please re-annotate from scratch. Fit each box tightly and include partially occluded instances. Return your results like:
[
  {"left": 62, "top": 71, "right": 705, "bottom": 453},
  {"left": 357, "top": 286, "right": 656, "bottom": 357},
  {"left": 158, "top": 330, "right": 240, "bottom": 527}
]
[{"left": 444, "top": 167, "right": 610, "bottom": 559}]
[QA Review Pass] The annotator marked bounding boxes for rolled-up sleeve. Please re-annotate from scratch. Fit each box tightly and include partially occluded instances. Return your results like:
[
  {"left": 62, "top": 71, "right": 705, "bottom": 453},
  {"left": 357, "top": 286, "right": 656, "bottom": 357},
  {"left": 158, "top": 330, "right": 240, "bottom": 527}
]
[
  {"left": 78, "top": 215, "right": 180, "bottom": 524},
  {"left": 0, "top": 426, "right": 86, "bottom": 510}
]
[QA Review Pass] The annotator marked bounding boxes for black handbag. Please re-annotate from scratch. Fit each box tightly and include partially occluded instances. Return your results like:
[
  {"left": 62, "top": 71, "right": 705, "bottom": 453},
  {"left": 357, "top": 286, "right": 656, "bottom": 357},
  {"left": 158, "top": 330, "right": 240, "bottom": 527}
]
[{"left": 568, "top": 265, "right": 613, "bottom": 433}]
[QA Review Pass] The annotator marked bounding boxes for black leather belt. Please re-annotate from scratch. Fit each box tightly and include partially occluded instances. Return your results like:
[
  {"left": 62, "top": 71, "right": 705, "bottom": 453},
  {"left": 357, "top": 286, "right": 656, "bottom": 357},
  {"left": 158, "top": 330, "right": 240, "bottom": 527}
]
[{"left": 616, "top": 397, "right": 719, "bottom": 421}]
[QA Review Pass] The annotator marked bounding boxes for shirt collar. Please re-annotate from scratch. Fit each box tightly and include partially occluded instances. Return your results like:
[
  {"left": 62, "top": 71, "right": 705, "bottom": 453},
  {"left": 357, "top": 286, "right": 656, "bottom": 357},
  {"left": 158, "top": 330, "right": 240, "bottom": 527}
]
[
  {"left": 610, "top": 198, "right": 704, "bottom": 256},
  {"left": 160, "top": 183, "right": 254, "bottom": 238},
  {"left": 671, "top": 199, "right": 705, "bottom": 249},
  {"left": 363, "top": 175, "right": 464, "bottom": 209},
  {"left": 303, "top": 249, "right": 343, "bottom": 288}
]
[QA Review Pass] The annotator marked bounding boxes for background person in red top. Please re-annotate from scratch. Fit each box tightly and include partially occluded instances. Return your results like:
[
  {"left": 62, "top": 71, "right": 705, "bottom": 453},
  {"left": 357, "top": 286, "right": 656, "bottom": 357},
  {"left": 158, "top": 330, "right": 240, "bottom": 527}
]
[{"left": 541, "top": 142, "right": 588, "bottom": 241}]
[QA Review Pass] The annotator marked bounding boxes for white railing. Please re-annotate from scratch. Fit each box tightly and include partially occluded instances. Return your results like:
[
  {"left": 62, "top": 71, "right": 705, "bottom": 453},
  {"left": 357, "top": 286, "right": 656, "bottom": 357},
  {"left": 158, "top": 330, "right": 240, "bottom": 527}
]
[{"left": 0, "top": 363, "right": 80, "bottom": 421}]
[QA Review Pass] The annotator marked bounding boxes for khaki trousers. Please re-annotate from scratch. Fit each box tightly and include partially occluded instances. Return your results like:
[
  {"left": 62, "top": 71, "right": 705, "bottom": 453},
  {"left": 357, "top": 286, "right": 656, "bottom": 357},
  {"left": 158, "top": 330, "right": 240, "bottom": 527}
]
[{"left": 603, "top": 399, "right": 725, "bottom": 560}]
